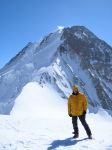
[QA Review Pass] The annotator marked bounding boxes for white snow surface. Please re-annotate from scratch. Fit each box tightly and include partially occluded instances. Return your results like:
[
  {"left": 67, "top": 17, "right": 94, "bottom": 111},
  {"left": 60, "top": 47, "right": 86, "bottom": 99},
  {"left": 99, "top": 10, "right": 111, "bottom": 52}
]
[
  {"left": 0, "top": 82, "right": 112, "bottom": 150},
  {"left": 11, "top": 82, "right": 66, "bottom": 119}
]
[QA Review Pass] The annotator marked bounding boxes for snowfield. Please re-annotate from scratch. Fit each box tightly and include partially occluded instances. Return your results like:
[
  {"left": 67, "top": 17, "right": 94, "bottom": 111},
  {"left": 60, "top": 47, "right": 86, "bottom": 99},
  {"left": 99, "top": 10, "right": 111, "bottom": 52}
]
[{"left": 0, "top": 82, "right": 112, "bottom": 150}]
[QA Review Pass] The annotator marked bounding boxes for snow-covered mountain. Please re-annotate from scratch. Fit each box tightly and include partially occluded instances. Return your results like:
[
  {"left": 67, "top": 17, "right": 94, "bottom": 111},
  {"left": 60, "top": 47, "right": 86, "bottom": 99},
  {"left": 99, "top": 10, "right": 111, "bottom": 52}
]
[{"left": 0, "top": 25, "right": 112, "bottom": 115}]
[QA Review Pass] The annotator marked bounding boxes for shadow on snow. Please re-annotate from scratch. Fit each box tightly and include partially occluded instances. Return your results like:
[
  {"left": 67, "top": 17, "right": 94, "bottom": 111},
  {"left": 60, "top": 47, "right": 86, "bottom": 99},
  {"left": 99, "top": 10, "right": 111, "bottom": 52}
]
[{"left": 47, "top": 137, "right": 88, "bottom": 150}]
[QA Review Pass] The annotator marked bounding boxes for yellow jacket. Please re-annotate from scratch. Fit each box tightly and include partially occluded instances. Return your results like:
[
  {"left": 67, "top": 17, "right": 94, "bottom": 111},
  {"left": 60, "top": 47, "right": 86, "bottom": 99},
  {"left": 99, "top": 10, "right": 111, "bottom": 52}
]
[{"left": 68, "top": 92, "right": 87, "bottom": 116}]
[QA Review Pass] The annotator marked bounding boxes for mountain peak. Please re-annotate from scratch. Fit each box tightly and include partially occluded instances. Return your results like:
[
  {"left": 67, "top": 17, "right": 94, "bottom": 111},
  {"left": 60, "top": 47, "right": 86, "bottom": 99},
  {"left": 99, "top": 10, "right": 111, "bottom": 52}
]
[
  {"left": 57, "top": 26, "right": 64, "bottom": 33},
  {"left": 62, "top": 25, "right": 98, "bottom": 42},
  {"left": 0, "top": 25, "right": 112, "bottom": 115}
]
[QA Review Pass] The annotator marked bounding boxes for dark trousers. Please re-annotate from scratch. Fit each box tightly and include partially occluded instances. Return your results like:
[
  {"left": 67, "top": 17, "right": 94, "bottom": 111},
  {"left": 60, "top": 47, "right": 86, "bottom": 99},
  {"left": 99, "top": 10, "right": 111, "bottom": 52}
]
[{"left": 72, "top": 115, "right": 92, "bottom": 136}]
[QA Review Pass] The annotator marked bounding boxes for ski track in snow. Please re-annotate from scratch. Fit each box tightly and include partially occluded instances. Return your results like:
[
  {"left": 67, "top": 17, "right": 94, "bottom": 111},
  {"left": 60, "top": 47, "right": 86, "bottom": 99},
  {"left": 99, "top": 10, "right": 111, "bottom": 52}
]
[{"left": 0, "top": 82, "right": 112, "bottom": 150}]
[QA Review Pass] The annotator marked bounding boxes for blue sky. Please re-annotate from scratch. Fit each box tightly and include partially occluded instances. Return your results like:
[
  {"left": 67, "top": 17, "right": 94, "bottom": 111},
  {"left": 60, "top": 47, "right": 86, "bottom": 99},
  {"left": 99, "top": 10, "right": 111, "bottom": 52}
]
[{"left": 0, "top": 0, "right": 112, "bottom": 68}]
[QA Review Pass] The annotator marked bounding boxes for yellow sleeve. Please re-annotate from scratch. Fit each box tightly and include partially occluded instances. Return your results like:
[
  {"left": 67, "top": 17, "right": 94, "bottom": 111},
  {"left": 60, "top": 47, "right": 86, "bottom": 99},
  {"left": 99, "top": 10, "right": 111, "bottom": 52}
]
[
  {"left": 68, "top": 97, "right": 71, "bottom": 115},
  {"left": 83, "top": 95, "right": 88, "bottom": 111}
]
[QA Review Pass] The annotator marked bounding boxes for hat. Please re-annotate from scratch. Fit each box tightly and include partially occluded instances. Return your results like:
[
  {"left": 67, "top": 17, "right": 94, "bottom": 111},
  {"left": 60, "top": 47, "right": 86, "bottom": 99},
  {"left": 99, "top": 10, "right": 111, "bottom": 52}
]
[{"left": 72, "top": 85, "right": 78, "bottom": 91}]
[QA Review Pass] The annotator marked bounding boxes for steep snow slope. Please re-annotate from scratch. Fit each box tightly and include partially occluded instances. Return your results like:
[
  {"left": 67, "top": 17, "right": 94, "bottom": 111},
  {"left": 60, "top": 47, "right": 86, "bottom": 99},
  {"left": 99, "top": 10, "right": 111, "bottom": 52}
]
[
  {"left": 0, "top": 82, "right": 112, "bottom": 150},
  {"left": 11, "top": 82, "right": 66, "bottom": 118},
  {"left": 0, "top": 30, "right": 63, "bottom": 114}
]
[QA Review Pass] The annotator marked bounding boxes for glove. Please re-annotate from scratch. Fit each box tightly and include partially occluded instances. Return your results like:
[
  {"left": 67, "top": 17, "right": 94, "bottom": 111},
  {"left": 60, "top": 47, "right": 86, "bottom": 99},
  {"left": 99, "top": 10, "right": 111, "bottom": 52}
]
[
  {"left": 69, "top": 114, "right": 72, "bottom": 117},
  {"left": 83, "top": 111, "right": 86, "bottom": 115}
]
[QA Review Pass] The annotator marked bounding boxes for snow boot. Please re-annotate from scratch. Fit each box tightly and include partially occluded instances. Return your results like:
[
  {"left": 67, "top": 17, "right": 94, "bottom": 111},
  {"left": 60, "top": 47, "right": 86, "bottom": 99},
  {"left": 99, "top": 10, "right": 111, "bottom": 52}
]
[
  {"left": 88, "top": 135, "right": 92, "bottom": 139},
  {"left": 73, "top": 134, "right": 79, "bottom": 138}
]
